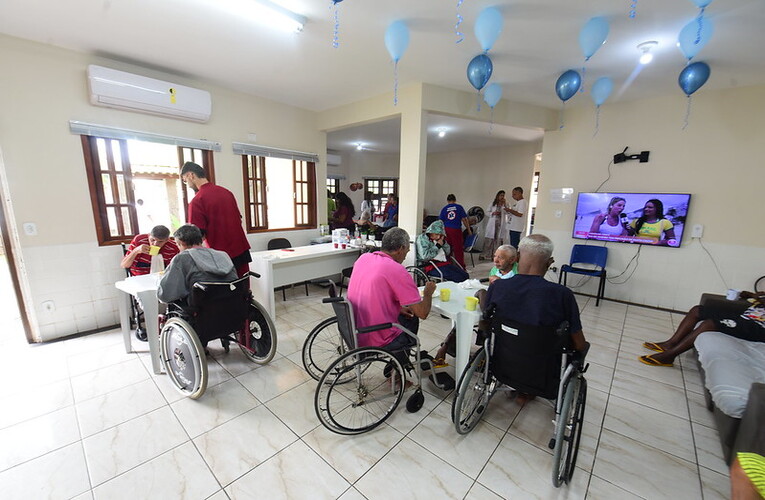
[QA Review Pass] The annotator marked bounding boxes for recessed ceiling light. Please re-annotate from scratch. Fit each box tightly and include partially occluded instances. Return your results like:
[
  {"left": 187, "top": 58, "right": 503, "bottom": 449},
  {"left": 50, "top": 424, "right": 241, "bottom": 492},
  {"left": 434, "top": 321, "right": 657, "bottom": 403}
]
[
  {"left": 356, "top": 143, "right": 363, "bottom": 151},
  {"left": 437, "top": 128, "right": 446, "bottom": 138},
  {"left": 637, "top": 41, "right": 658, "bottom": 65}
]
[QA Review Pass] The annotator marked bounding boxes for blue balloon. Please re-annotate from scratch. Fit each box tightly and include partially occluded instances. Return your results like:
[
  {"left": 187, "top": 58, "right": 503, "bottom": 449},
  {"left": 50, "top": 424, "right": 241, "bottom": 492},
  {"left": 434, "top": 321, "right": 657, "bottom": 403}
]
[
  {"left": 384, "top": 21, "right": 410, "bottom": 63},
  {"left": 332, "top": 0, "right": 343, "bottom": 4},
  {"left": 679, "top": 61, "right": 710, "bottom": 96},
  {"left": 678, "top": 17, "right": 713, "bottom": 60},
  {"left": 555, "top": 70, "right": 581, "bottom": 102},
  {"left": 579, "top": 17, "right": 609, "bottom": 61},
  {"left": 474, "top": 7, "right": 503, "bottom": 52},
  {"left": 689, "top": 0, "right": 713, "bottom": 7},
  {"left": 467, "top": 54, "right": 493, "bottom": 91},
  {"left": 590, "top": 77, "right": 613, "bottom": 107},
  {"left": 483, "top": 83, "right": 503, "bottom": 108}
]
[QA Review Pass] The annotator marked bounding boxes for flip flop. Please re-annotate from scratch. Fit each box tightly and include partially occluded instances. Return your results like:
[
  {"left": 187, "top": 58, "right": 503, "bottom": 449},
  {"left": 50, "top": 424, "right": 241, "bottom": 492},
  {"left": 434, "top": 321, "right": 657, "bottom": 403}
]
[
  {"left": 642, "top": 341, "right": 665, "bottom": 353},
  {"left": 638, "top": 354, "right": 674, "bottom": 367},
  {"left": 432, "top": 357, "right": 449, "bottom": 368}
]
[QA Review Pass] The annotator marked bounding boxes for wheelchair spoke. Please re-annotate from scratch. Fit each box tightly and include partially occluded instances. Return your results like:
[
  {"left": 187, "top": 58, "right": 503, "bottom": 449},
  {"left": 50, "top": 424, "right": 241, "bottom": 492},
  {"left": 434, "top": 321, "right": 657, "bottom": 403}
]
[{"left": 302, "top": 317, "right": 346, "bottom": 380}]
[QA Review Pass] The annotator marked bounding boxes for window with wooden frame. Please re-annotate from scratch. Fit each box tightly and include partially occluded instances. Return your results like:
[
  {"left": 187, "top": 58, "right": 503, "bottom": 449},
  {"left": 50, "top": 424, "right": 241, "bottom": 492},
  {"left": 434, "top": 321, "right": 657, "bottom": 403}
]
[
  {"left": 241, "top": 154, "right": 317, "bottom": 232},
  {"left": 80, "top": 133, "right": 216, "bottom": 245},
  {"left": 326, "top": 178, "right": 340, "bottom": 195},
  {"left": 364, "top": 178, "right": 398, "bottom": 215}
]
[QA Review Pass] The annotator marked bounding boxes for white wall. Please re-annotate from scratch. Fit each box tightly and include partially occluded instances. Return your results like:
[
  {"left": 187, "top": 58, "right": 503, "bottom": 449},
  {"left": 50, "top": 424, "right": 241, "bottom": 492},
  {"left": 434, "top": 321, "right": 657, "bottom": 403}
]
[
  {"left": 0, "top": 34, "right": 325, "bottom": 341},
  {"left": 536, "top": 84, "right": 765, "bottom": 311}
]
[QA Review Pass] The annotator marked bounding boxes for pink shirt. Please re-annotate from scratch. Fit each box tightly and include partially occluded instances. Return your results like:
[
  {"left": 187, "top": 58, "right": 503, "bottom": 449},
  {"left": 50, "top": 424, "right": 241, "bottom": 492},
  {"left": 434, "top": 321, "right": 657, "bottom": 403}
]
[{"left": 347, "top": 251, "right": 422, "bottom": 347}]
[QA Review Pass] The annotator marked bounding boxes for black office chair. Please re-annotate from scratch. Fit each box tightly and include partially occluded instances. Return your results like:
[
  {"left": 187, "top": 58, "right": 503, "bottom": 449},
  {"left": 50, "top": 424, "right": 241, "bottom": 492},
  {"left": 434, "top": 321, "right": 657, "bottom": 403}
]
[
  {"left": 121, "top": 242, "right": 147, "bottom": 341},
  {"left": 267, "top": 238, "right": 309, "bottom": 300},
  {"left": 558, "top": 245, "right": 608, "bottom": 306}
]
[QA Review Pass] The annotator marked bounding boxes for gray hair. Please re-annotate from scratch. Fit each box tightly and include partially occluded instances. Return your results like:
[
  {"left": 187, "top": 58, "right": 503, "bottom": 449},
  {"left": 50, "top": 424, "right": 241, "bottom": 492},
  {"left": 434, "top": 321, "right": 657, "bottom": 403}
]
[
  {"left": 173, "top": 224, "right": 203, "bottom": 246},
  {"left": 518, "top": 234, "right": 554, "bottom": 261},
  {"left": 381, "top": 227, "right": 410, "bottom": 252},
  {"left": 150, "top": 225, "right": 171, "bottom": 239},
  {"left": 495, "top": 244, "right": 517, "bottom": 259}
]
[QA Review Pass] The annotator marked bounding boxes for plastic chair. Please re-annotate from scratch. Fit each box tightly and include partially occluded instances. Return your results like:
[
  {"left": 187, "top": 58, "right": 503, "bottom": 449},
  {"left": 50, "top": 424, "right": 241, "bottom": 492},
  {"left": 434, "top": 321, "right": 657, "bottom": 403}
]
[
  {"left": 463, "top": 229, "right": 480, "bottom": 268},
  {"left": 267, "top": 238, "right": 309, "bottom": 300},
  {"left": 558, "top": 245, "right": 608, "bottom": 306}
]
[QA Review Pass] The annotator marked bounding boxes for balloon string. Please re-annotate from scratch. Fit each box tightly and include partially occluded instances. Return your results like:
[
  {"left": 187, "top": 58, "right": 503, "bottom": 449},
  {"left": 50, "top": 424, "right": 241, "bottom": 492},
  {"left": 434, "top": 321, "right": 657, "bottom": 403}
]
[
  {"left": 332, "top": 4, "right": 340, "bottom": 48},
  {"left": 476, "top": 91, "right": 482, "bottom": 112},
  {"left": 593, "top": 106, "right": 600, "bottom": 137},
  {"left": 559, "top": 102, "right": 566, "bottom": 130},
  {"left": 455, "top": 0, "right": 464, "bottom": 43},
  {"left": 580, "top": 65, "right": 586, "bottom": 93},
  {"left": 682, "top": 96, "right": 691, "bottom": 130},
  {"left": 629, "top": 0, "right": 638, "bottom": 18},
  {"left": 489, "top": 108, "right": 494, "bottom": 135},
  {"left": 694, "top": 8, "right": 705, "bottom": 45},
  {"left": 393, "top": 61, "right": 399, "bottom": 106}
]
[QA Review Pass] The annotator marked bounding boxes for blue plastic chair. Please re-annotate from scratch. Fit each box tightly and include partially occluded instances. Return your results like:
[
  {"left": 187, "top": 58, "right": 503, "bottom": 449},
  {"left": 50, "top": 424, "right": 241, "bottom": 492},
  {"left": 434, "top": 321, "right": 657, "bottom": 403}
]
[
  {"left": 463, "top": 231, "right": 480, "bottom": 268},
  {"left": 558, "top": 245, "right": 608, "bottom": 306}
]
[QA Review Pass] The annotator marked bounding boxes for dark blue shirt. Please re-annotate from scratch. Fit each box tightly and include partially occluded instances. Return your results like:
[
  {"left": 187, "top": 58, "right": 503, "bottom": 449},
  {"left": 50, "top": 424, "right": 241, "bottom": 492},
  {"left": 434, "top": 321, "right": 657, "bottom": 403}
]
[
  {"left": 439, "top": 203, "right": 467, "bottom": 229},
  {"left": 485, "top": 274, "right": 583, "bottom": 333}
]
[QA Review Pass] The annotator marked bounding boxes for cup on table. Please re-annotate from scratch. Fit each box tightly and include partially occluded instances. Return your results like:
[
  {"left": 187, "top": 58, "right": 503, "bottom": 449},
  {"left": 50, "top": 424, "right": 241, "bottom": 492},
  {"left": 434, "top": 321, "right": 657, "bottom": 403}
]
[
  {"left": 341, "top": 243, "right": 347, "bottom": 249},
  {"left": 726, "top": 289, "right": 741, "bottom": 301},
  {"left": 465, "top": 296, "right": 479, "bottom": 311},
  {"left": 439, "top": 288, "right": 451, "bottom": 302},
  {"left": 333, "top": 242, "right": 338, "bottom": 249},
  {"left": 148, "top": 245, "right": 160, "bottom": 256}
]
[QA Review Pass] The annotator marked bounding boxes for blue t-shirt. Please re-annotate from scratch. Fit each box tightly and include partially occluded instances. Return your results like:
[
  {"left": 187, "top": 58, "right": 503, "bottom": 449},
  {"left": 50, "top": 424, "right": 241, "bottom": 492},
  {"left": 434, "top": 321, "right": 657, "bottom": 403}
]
[
  {"left": 439, "top": 203, "right": 467, "bottom": 229},
  {"left": 485, "top": 274, "right": 582, "bottom": 334}
]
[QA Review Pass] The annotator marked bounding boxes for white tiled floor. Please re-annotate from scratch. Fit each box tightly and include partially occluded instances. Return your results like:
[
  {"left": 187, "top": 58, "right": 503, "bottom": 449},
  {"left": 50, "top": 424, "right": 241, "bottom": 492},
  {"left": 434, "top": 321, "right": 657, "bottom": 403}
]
[{"left": 0, "top": 264, "right": 731, "bottom": 499}]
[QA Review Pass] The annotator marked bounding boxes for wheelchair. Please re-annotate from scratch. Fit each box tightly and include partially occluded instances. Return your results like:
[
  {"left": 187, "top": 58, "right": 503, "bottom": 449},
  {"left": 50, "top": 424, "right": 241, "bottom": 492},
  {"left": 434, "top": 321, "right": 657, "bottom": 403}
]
[
  {"left": 158, "top": 272, "right": 278, "bottom": 399},
  {"left": 451, "top": 308, "right": 589, "bottom": 487},
  {"left": 313, "top": 296, "right": 451, "bottom": 435}
]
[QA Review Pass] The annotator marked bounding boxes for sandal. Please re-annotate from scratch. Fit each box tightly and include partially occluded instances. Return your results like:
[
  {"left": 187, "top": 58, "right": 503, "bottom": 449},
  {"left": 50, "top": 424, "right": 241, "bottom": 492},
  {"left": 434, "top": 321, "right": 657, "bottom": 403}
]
[
  {"left": 642, "top": 341, "right": 665, "bottom": 353},
  {"left": 638, "top": 354, "right": 674, "bottom": 367},
  {"left": 432, "top": 357, "right": 448, "bottom": 368}
]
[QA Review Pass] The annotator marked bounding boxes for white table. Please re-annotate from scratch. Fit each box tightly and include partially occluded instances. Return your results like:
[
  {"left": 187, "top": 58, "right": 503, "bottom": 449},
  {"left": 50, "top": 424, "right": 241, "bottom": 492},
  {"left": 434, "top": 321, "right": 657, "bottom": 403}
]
[
  {"left": 250, "top": 243, "right": 360, "bottom": 319},
  {"left": 115, "top": 273, "right": 164, "bottom": 374},
  {"left": 423, "top": 281, "right": 486, "bottom": 384}
]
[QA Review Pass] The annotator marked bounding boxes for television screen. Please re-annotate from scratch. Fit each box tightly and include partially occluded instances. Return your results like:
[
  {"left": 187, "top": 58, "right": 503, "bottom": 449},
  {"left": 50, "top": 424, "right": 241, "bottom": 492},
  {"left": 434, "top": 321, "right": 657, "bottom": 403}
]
[{"left": 573, "top": 192, "right": 691, "bottom": 247}]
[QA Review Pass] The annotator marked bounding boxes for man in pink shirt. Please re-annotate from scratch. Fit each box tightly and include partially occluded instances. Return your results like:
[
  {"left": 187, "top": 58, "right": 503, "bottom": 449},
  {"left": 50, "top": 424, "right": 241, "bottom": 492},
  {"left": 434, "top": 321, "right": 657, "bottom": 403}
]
[{"left": 347, "top": 227, "right": 436, "bottom": 365}]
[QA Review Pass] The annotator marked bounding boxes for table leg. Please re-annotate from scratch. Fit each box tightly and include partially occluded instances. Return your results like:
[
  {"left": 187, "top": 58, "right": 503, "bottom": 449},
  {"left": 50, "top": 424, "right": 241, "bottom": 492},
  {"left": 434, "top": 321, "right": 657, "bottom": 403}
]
[
  {"left": 137, "top": 290, "right": 162, "bottom": 375},
  {"left": 118, "top": 290, "right": 132, "bottom": 354},
  {"left": 454, "top": 312, "right": 475, "bottom": 384}
]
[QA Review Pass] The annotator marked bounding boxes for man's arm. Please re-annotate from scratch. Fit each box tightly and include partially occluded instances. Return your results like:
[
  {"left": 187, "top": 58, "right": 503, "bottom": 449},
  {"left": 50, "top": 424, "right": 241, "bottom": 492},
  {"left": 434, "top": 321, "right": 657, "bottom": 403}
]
[
  {"left": 408, "top": 281, "right": 436, "bottom": 319},
  {"left": 461, "top": 217, "right": 472, "bottom": 234},
  {"left": 571, "top": 330, "right": 587, "bottom": 351},
  {"left": 120, "top": 239, "right": 146, "bottom": 269}
]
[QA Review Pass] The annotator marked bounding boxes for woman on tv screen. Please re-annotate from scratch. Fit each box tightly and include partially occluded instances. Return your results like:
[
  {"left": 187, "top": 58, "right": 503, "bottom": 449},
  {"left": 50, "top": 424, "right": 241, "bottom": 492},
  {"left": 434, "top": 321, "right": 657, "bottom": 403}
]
[
  {"left": 627, "top": 199, "right": 677, "bottom": 246},
  {"left": 589, "top": 196, "right": 628, "bottom": 236}
]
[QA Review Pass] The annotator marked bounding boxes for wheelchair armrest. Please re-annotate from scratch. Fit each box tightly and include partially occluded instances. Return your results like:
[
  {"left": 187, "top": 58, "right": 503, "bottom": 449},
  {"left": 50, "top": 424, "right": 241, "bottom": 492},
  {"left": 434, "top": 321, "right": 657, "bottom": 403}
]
[
  {"left": 322, "top": 297, "right": 344, "bottom": 303},
  {"left": 358, "top": 322, "right": 393, "bottom": 333},
  {"left": 571, "top": 341, "right": 591, "bottom": 367},
  {"left": 193, "top": 282, "right": 208, "bottom": 291}
]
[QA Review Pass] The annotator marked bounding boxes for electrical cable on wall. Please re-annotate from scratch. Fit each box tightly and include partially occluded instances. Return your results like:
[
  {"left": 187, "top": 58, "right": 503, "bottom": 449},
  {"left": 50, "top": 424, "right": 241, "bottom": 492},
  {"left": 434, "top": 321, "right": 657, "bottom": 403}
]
[
  {"left": 697, "top": 238, "right": 728, "bottom": 290},
  {"left": 607, "top": 244, "right": 642, "bottom": 285},
  {"left": 593, "top": 159, "right": 614, "bottom": 193}
]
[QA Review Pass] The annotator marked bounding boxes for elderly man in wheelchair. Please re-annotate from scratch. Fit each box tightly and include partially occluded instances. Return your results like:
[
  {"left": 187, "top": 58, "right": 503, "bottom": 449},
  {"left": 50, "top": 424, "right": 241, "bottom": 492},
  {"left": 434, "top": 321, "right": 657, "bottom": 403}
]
[
  {"left": 452, "top": 234, "right": 590, "bottom": 487},
  {"left": 156, "top": 224, "right": 277, "bottom": 399}
]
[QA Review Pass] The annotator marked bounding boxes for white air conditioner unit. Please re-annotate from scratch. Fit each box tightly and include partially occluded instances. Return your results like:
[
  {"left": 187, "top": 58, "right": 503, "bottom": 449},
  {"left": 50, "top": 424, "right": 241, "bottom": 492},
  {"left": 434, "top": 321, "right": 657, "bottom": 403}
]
[
  {"left": 326, "top": 153, "right": 342, "bottom": 166},
  {"left": 87, "top": 65, "right": 212, "bottom": 123}
]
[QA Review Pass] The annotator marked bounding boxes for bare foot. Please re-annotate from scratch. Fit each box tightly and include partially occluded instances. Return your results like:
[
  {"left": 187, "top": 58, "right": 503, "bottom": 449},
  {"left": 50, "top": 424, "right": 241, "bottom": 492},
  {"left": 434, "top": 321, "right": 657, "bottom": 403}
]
[{"left": 516, "top": 393, "right": 536, "bottom": 406}]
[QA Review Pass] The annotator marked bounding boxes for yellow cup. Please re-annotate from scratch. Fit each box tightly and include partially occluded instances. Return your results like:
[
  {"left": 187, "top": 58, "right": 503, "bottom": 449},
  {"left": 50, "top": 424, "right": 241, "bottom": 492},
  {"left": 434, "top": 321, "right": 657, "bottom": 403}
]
[
  {"left": 465, "top": 296, "right": 479, "bottom": 311},
  {"left": 439, "top": 288, "right": 451, "bottom": 302},
  {"left": 148, "top": 245, "right": 160, "bottom": 256}
]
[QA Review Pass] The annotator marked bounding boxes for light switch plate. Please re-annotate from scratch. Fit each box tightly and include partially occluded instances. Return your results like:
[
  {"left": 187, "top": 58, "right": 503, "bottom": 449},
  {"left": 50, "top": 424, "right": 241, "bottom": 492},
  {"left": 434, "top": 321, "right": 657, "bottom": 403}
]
[{"left": 23, "top": 222, "right": 37, "bottom": 236}]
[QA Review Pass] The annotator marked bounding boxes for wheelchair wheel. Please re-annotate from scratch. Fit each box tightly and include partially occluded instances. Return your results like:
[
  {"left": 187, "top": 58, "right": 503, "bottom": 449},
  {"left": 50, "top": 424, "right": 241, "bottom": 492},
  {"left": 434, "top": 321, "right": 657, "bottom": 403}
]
[
  {"left": 453, "top": 347, "right": 492, "bottom": 434},
  {"left": 160, "top": 318, "right": 208, "bottom": 399},
  {"left": 551, "top": 376, "right": 587, "bottom": 487},
  {"left": 302, "top": 317, "right": 346, "bottom": 380},
  {"left": 238, "top": 300, "right": 277, "bottom": 364},
  {"left": 315, "top": 347, "right": 405, "bottom": 435}
]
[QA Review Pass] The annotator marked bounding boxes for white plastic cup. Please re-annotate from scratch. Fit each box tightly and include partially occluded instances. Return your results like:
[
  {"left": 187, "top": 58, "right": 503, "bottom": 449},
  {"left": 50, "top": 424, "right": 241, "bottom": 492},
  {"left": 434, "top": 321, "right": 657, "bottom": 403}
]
[{"left": 726, "top": 289, "right": 740, "bottom": 301}]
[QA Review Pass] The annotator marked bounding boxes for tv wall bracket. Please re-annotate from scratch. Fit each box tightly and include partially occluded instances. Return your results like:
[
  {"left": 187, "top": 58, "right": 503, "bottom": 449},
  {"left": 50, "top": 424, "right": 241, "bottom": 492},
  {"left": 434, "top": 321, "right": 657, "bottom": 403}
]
[{"left": 613, "top": 147, "right": 649, "bottom": 164}]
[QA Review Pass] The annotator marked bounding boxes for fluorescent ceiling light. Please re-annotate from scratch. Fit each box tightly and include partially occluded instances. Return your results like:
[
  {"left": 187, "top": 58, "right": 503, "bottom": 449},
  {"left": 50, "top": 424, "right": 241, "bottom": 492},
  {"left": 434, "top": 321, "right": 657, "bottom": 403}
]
[{"left": 215, "top": 0, "right": 307, "bottom": 33}]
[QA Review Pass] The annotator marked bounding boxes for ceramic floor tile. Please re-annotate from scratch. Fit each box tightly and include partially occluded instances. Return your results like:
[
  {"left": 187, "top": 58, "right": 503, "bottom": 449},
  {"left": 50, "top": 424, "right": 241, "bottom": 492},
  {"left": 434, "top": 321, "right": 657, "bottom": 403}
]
[
  {"left": 602, "top": 395, "right": 696, "bottom": 462},
  {"left": 692, "top": 421, "right": 728, "bottom": 475},
  {"left": 92, "top": 442, "right": 219, "bottom": 500},
  {"left": 236, "top": 356, "right": 311, "bottom": 402},
  {"left": 592, "top": 429, "right": 701, "bottom": 500},
  {"left": 0, "top": 406, "right": 81, "bottom": 471},
  {"left": 75, "top": 378, "right": 166, "bottom": 437},
  {"left": 171, "top": 378, "right": 260, "bottom": 438},
  {"left": 66, "top": 342, "right": 139, "bottom": 377},
  {"left": 212, "top": 348, "right": 261, "bottom": 378},
  {"left": 274, "top": 325, "right": 310, "bottom": 357},
  {"left": 354, "top": 437, "right": 473, "bottom": 500},
  {"left": 699, "top": 465, "right": 729, "bottom": 500},
  {"left": 408, "top": 403, "right": 505, "bottom": 479},
  {"left": 614, "top": 352, "right": 685, "bottom": 389},
  {"left": 0, "top": 378, "right": 73, "bottom": 431},
  {"left": 265, "top": 380, "right": 321, "bottom": 437},
  {"left": 303, "top": 422, "right": 404, "bottom": 483},
  {"left": 583, "top": 361, "right": 614, "bottom": 394},
  {"left": 337, "top": 487, "right": 367, "bottom": 500},
  {"left": 194, "top": 406, "right": 298, "bottom": 486},
  {"left": 226, "top": 440, "right": 350, "bottom": 500},
  {"left": 480, "top": 389, "right": 523, "bottom": 432},
  {"left": 0, "top": 443, "right": 90, "bottom": 500},
  {"left": 586, "top": 475, "right": 644, "bottom": 500},
  {"left": 464, "top": 482, "right": 504, "bottom": 500},
  {"left": 478, "top": 433, "right": 590, "bottom": 499},
  {"left": 610, "top": 370, "right": 689, "bottom": 420},
  {"left": 70, "top": 358, "right": 150, "bottom": 403}
]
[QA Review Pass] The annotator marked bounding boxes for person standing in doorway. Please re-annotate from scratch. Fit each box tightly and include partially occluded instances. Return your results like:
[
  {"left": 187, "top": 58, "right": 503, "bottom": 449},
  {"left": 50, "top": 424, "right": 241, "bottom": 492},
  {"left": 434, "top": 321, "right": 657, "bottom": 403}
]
[
  {"left": 507, "top": 187, "right": 527, "bottom": 249},
  {"left": 439, "top": 194, "right": 471, "bottom": 268},
  {"left": 180, "top": 161, "right": 252, "bottom": 277}
]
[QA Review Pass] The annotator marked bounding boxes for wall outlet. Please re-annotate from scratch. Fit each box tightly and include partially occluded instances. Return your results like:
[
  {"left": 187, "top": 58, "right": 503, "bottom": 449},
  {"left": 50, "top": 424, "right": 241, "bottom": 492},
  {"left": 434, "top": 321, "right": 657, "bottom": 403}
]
[
  {"left": 42, "top": 300, "right": 55, "bottom": 313},
  {"left": 554, "top": 210, "right": 562, "bottom": 218},
  {"left": 691, "top": 224, "right": 704, "bottom": 238},
  {"left": 23, "top": 222, "right": 38, "bottom": 236}
]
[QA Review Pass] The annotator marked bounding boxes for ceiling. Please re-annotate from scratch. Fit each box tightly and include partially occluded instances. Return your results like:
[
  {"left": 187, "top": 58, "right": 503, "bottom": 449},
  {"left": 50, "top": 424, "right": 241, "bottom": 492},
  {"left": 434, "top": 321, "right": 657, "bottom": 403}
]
[{"left": 2, "top": 0, "right": 763, "bottom": 153}]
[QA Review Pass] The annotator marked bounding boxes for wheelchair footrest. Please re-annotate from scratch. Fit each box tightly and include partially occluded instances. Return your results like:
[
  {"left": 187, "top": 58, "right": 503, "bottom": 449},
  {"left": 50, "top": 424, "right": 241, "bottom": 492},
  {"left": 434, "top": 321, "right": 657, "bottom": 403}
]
[{"left": 429, "top": 371, "right": 455, "bottom": 391}]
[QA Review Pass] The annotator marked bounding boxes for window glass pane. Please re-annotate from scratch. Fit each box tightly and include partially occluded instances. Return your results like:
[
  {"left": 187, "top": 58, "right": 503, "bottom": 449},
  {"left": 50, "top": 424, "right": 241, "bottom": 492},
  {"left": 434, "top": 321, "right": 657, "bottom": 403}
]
[
  {"left": 116, "top": 174, "right": 127, "bottom": 202},
  {"left": 302, "top": 184, "right": 308, "bottom": 203},
  {"left": 264, "top": 157, "right": 295, "bottom": 229},
  {"left": 121, "top": 207, "right": 132, "bottom": 235},
  {"left": 107, "top": 207, "right": 119, "bottom": 237},
  {"left": 102, "top": 174, "right": 114, "bottom": 204},
  {"left": 97, "top": 139, "right": 108, "bottom": 170},
  {"left": 111, "top": 141, "right": 123, "bottom": 172}
]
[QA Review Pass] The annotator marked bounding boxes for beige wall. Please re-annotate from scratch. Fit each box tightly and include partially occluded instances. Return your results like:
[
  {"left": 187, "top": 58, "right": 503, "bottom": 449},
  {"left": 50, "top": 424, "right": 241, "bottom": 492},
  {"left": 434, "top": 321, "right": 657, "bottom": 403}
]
[
  {"left": 536, "top": 84, "right": 765, "bottom": 311},
  {"left": 0, "top": 34, "right": 325, "bottom": 340}
]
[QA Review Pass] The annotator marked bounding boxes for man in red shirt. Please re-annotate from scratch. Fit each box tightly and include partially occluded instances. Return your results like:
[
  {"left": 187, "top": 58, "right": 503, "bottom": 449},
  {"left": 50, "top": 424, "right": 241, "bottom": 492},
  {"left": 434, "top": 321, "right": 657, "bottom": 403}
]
[
  {"left": 180, "top": 162, "right": 252, "bottom": 277},
  {"left": 121, "top": 225, "right": 179, "bottom": 276}
]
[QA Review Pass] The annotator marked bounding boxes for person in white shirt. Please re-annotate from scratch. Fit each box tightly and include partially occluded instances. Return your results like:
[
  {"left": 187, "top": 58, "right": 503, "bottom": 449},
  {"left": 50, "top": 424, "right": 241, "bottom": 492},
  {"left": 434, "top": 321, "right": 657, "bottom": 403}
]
[{"left": 507, "top": 187, "right": 527, "bottom": 249}]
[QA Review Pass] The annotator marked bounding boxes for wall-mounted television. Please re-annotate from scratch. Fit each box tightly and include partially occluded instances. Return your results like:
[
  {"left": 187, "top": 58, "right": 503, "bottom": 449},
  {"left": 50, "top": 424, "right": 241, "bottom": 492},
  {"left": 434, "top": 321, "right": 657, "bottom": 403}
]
[{"left": 573, "top": 192, "right": 691, "bottom": 247}]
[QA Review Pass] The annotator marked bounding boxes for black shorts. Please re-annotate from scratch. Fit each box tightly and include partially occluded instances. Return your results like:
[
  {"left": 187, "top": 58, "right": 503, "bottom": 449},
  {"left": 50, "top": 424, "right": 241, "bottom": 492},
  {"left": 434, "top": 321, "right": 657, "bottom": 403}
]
[{"left": 699, "top": 304, "right": 765, "bottom": 343}]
